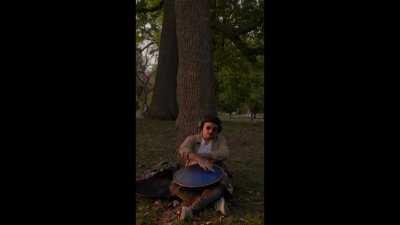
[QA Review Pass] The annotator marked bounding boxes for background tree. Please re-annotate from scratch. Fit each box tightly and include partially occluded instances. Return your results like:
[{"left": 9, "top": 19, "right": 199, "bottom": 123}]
[
  {"left": 136, "top": 0, "right": 163, "bottom": 114},
  {"left": 212, "top": 0, "right": 264, "bottom": 120},
  {"left": 216, "top": 54, "right": 264, "bottom": 120},
  {"left": 216, "top": 62, "right": 248, "bottom": 119},
  {"left": 135, "top": 0, "right": 264, "bottom": 123},
  {"left": 136, "top": 43, "right": 158, "bottom": 113},
  {"left": 175, "top": 0, "right": 216, "bottom": 146},
  {"left": 147, "top": 0, "right": 179, "bottom": 120},
  {"left": 245, "top": 57, "right": 264, "bottom": 120},
  {"left": 211, "top": 0, "right": 264, "bottom": 61}
]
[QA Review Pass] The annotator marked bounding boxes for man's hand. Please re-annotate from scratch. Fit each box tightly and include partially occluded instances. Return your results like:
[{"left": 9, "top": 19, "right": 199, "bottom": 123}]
[
  {"left": 183, "top": 153, "right": 215, "bottom": 172},
  {"left": 198, "top": 158, "right": 215, "bottom": 172},
  {"left": 180, "top": 152, "right": 190, "bottom": 162}
]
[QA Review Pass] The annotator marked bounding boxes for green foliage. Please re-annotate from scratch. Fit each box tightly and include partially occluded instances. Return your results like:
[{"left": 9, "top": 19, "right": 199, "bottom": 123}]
[
  {"left": 246, "top": 60, "right": 264, "bottom": 113},
  {"left": 215, "top": 43, "right": 264, "bottom": 114},
  {"left": 136, "top": 0, "right": 163, "bottom": 47},
  {"left": 212, "top": 0, "right": 264, "bottom": 114},
  {"left": 136, "top": 1, "right": 164, "bottom": 112}
]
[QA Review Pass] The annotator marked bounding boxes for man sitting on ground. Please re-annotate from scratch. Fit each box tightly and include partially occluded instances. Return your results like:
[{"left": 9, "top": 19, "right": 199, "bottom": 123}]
[{"left": 170, "top": 115, "right": 234, "bottom": 221}]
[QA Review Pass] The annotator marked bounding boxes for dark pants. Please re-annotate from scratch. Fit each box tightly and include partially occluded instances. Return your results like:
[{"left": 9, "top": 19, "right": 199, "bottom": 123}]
[{"left": 169, "top": 182, "right": 225, "bottom": 214}]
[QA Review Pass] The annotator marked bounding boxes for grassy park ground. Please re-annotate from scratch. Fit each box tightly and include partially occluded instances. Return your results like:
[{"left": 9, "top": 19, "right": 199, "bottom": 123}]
[{"left": 136, "top": 118, "right": 264, "bottom": 225}]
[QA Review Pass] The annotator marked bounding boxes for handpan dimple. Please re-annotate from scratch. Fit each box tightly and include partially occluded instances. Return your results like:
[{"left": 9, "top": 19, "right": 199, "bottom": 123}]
[{"left": 173, "top": 164, "right": 224, "bottom": 188}]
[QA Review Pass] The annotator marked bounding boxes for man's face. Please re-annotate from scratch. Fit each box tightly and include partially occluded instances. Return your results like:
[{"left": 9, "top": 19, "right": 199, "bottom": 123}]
[{"left": 202, "top": 122, "right": 219, "bottom": 141}]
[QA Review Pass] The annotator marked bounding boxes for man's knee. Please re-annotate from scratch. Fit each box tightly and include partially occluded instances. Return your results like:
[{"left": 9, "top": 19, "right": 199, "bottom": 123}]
[{"left": 169, "top": 183, "right": 180, "bottom": 196}]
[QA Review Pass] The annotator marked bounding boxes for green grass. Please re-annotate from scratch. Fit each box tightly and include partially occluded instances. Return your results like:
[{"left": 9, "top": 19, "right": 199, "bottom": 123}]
[{"left": 136, "top": 119, "right": 264, "bottom": 225}]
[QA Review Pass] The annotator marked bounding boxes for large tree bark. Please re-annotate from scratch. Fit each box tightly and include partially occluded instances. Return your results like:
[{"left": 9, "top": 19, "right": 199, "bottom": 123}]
[
  {"left": 147, "top": 0, "right": 179, "bottom": 120},
  {"left": 175, "top": 0, "right": 217, "bottom": 147}
]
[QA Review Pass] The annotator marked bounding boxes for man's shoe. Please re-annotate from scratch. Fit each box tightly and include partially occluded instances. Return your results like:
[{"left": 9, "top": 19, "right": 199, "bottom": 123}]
[
  {"left": 214, "top": 197, "right": 228, "bottom": 215},
  {"left": 179, "top": 206, "right": 193, "bottom": 221}
]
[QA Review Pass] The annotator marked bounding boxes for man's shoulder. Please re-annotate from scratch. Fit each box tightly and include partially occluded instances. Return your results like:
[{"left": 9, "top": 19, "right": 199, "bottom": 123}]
[{"left": 185, "top": 134, "right": 202, "bottom": 142}]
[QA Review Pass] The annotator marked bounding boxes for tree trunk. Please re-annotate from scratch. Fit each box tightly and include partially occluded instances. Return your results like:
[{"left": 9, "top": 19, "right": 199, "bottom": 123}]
[
  {"left": 147, "top": 0, "right": 179, "bottom": 120},
  {"left": 175, "top": 0, "right": 217, "bottom": 147}
]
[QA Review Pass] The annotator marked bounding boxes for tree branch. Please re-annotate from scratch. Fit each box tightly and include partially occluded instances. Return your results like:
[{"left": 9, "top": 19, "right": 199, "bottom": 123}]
[
  {"left": 136, "top": 0, "right": 164, "bottom": 14},
  {"left": 137, "top": 41, "right": 156, "bottom": 53},
  {"left": 214, "top": 21, "right": 264, "bottom": 59},
  {"left": 234, "top": 17, "right": 263, "bottom": 35},
  {"left": 214, "top": 18, "right": 263, "bottom": 38}
]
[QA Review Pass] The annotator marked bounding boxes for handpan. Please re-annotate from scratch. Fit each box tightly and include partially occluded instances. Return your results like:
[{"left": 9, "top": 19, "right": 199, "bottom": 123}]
[{"left": 173, "top": 164, "right": 224, "bottom": 188}]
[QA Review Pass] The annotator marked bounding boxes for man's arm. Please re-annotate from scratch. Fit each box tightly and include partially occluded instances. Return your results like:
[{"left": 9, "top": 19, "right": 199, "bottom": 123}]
[
  {"left": 186, "top": 152, "right": 214, "bottom": 171},
  {"left": 178, "top": 135, "right": 195, "bottom": 162},
  {"left": 178, "top": 136, "right": 212, "bottom": 171}
]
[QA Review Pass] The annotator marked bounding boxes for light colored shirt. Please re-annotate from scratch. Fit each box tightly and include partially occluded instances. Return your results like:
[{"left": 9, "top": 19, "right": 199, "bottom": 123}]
[{"left": 197, "top": 139, "right": 212, "bottom": 156}]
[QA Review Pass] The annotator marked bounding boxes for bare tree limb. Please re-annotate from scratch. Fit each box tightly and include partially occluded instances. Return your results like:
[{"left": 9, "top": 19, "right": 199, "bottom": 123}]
[{"left": 137, "top": 41, "right": 156, "bottom": 53}]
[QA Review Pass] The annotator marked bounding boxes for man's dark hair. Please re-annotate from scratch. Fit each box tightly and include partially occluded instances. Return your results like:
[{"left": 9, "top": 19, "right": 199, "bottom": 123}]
[{"left": 199, "top": 114, "right": 222, "bottom": 133}]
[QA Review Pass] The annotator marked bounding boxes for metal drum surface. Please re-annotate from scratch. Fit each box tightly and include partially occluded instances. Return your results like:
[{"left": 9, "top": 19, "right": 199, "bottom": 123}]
[{"left": 173, "top": 164, "right": 224, "bottom": 188}]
